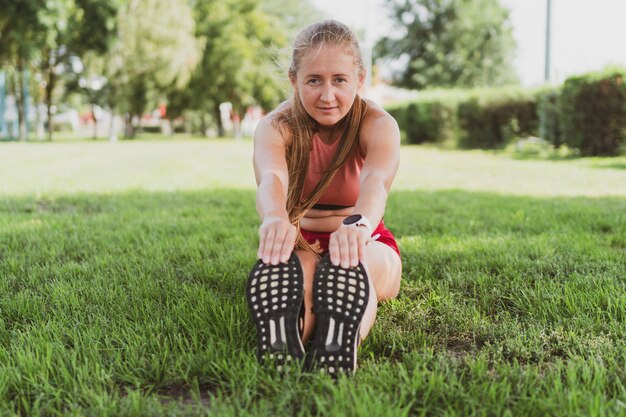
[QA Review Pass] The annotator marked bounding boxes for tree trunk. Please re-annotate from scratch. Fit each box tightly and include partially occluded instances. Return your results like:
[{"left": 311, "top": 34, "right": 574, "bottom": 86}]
[
  {"left": 214, "top": 103, "right": 224, "bottom": 137},
  {"left": 36, "top": 107, "right": 45, "bottom": 140},
  {"left": 199, "top": 113, "right": 206, "bottom": 137},
  {"left": 124, "top": 112, "right": 135, "bottom": 138},
  {"left": 45, "top": 73, "right": 55, "bottom": 141},
  {"left": 35, "top": 98, "right": 45, "bottom": 140},
  {"left": 44, "top": 50, "right": 56, "bottom": 141},
  {"left": 8, "top": 71, "right": 18, "bottom": 139},
  {"left": 91, "top": 103, "right": 98, "bottom": 139},
  {"left": 14, "top": 57, "right": 27, "bottom": 141}
]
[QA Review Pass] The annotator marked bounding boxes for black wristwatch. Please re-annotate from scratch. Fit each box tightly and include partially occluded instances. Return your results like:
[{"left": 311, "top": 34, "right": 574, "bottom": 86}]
[{"left": 342, "top": 214, "right": 373, "bottom": 234}]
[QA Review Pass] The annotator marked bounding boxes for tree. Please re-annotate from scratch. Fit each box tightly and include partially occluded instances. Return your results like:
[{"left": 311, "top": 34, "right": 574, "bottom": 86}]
[
  {"left": 375, "top": 0, "right": 518, "bottom": 90},
  {"left": 167, "top": 0, "right": 288, "bottom": 137},
  {"left": 113, "top": 0, "right": 202, "bottom": 137},
  {"left": 259, "top": 0, "right": 323, "bottom": 94},
  {"left": 64, "top": 52, "right": 113, "bottom": 139},
  {"left": 260, "top": 0, "right": 322, "bottom": 38},
  {"left": 0, "top": 0, "right": 48, "bottom": 140},
  {"left": 0, "top": 0, "right": 118, "bottom": 140},
  {"left": 37, "top": 0, "right": 118, "bottom": 140}
]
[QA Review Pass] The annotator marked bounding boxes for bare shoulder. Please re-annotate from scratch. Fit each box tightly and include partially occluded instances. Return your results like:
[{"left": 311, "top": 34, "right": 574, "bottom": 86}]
[
  {"left": 360, "top": 98, "right": 400, "bottom": 143},
  {"left": 254, "top": 100, "right": 293, "bottom": 145},
  {"left": 253, "top": 101, "right": 294, "bottom": 182}
]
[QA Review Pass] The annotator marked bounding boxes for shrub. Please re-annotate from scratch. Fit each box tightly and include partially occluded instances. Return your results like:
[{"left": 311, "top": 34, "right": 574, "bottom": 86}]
[
  {"left": 142, "top": 126, "right": 162, "bottom": 134},
  {"left": 404, "top": 100, "right": 456, "bottom": 144},
  {"left": 457, "top": 89, "right": 538, "bottom": 149},
  {"left": 385, "top": 90, "right": 464, "bottom": 145},
  {"left": 558, "top": 69, "right": 626, "bottom": 156},
  {"left": 385, "top": 104, "right": 407, "bottom": 142}
]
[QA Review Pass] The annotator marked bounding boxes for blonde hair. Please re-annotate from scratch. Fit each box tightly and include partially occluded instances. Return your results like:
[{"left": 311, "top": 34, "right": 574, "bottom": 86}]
[{"left": 274, "top": 20, "right": 368, "bottom": 254}]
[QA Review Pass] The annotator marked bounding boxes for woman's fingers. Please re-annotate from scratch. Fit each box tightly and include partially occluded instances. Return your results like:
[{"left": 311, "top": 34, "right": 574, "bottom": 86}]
[
  {"left": 258, "top": 218, "right": 296, "bottom": 265},
  {"left": 338, "top": 231, "right": 351, "bottom": 268},
  {"left": 270, "top": 226, "right": 289, "bottom": 264},
  {"left": 330, "top": 227, "right": 369, "bottom": 268},
  {"left": 260, "top": 227, "right": 276, "bottom": 264},
  {"left": 348, "top": 231, "right": 359, "bottom": 268},
  {"left": 328, "top": 232, "right": 340, "bottom": 266},
  {"left": 279, "top": 226, "right": 298, "bottom": 263}
]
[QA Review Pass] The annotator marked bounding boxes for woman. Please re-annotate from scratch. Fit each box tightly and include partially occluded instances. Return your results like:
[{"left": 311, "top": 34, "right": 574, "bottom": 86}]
[{"left": 246, "top": 19, "right": 401, "bottom": 376}]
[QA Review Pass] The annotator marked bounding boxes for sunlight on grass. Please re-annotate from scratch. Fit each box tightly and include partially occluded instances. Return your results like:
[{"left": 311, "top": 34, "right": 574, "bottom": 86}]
[
  {"left": 1, "top": 138, "right": 625, "bottom": 197},
  {"left": 394, "top": 146, "right": 626, "bottom": 197},
  {"left": 0, "top": 139, "right": 255, "bottom": 196}
]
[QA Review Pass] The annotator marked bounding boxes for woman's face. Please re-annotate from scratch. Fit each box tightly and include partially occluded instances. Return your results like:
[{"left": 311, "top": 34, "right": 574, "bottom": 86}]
[{"left": 291, "top": 44, "right": 365, "bottom": 128}]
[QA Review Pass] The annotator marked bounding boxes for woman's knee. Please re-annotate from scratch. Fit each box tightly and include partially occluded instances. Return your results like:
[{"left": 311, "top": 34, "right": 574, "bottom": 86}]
[{"left": 364, "top": 243, "right": 402, "bottom": 301}]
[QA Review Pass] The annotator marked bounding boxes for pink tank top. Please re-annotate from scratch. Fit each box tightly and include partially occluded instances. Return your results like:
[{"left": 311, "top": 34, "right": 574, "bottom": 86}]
[{"left": 301, "top": 132, "right": 365, "bottom": 207}]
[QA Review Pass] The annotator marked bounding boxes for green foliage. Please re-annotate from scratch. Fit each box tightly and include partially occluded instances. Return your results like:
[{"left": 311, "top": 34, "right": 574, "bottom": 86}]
[
  {"left": 405, "top": 101, "right": 453, "bottom": 144},
  {"left": 457, "top": 89, "right": 537, "bottom": 149},
  {"left": 260, "top": 0, "right": 323, "bottom": 39},
  {"left": 1, "top": 0, "right": 322, "bottom": 139},
  {"left": 386, "top": 91, "right": 462, "bottom": 144},
  {"left": 70, "top": 0, "right": 119, "bottom": 55},
  {"left": 0, "top": 0, "right": 48, "bottom": 63},
  {"left": 166, "top": 0, "right": 291, "bottom": 134},
  {"left": 386, "top": 88, "right": 538, "bottom": 149},
  {"left": 114, "top": 0, "right": 202, "bottom": 123},
  {"left": 386, "top": 68, "right": 626, "bottom": 156},
  {"left": 64, "top": 52, "right": 113, "bottom": 113},
  {"left": 376, "top": 0, "right": 518, "bottom": 89},
  {"left": 0, "top": 0, "right": 53, "bottom": 139},
  {"left": 558, "top": 69, "right": 626, "bottom": 156},
  {"left": 36, "top": 0, "right": 117, "bottom": 58},
  {"left": 0, "top": 0, "right": 118, "bottom": 140}
]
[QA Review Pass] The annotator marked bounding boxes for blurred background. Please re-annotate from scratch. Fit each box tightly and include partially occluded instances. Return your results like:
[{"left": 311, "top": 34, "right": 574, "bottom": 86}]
[{"left": 1, "top": 0, "right": 625, "bottom": 156}]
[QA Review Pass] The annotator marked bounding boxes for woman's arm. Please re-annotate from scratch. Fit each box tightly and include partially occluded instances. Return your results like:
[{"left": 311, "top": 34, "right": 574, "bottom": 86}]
[
  {"left": 253, "top": 115, "right": 298, "bottom": 265},
  {"left": 328, "top": 105, "right": 401, "bottom": 268}
]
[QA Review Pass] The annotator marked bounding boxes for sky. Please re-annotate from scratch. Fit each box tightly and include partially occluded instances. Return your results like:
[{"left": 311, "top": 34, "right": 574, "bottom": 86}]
[{"left": 310, "top": 0, "right": 626, "bottom": 87}]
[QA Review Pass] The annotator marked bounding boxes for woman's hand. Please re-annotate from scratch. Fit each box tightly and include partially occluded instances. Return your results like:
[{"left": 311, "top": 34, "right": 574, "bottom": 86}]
[
  {"left": 329, "top": 225, "right": 371, "bottom": 268},
  {"left": 257, "top": 216, "right": 298, "bottom": 265}
]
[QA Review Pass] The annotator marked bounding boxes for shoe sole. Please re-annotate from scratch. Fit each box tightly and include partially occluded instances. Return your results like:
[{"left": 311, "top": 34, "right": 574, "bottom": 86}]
[
  {"left": 310, "top": 254, "right": 370, "bottom": 377},
  {"left": 246, "top": 252, "right": 305, "bottom": 369}
]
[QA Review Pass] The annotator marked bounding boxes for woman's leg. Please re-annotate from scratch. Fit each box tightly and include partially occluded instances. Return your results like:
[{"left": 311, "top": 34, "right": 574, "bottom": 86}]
[
  {"left": 358, "top": 242, "right": 402, "bottom": 340},
  {"left": 295, "top": 249, "right": 320, "bottom": 343}
]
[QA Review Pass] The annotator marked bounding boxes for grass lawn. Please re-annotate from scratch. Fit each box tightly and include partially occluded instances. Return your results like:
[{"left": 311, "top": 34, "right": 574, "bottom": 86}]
[{"left": 0, "top": 137, "right": 625, "bottom": 416}]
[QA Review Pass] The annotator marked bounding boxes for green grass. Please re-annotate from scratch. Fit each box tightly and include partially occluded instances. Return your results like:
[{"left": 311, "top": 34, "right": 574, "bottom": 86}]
[{"left": 0, "top": 139, "right": 625, "bottom": 416}]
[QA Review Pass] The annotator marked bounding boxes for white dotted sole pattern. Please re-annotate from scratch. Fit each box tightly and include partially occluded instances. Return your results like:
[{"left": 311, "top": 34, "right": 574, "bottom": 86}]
[
  {"left": 311, "top": 255, "right": 369, "bottom": 377},
  {"left": 246, "top": 252, "right": 305, "bottom": 368}
]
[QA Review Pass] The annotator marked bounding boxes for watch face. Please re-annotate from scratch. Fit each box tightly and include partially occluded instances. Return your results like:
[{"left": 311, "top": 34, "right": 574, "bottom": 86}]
[{"left": 342, "top": 214, "right": 362, "bottom": 225}]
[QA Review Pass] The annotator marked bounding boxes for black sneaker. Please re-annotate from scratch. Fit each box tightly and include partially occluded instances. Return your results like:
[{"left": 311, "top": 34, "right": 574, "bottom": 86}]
[
  {"left": 246, "top": 252, "right": 305, "bottom": 370},
  {"left": 309, "top": 254, "right": 370, "bottom": 377}
]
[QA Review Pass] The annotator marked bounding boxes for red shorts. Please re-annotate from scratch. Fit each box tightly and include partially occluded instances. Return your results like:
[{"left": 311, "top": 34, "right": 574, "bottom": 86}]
[{"left": 300, "top": 219, "right": 400, "bottom": 257}]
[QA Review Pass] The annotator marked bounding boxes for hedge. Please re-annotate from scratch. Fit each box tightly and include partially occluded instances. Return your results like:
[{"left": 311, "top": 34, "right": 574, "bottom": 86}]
[
  {"left": 456, "top": 88, "right": 539, "bottom": 149},
  {"left": 384, "top": 69, "right": 626, "bottom": 156},
  {"left": 558, "top": 69, "right": 626, "bottom": 156},
  {"left": 385, "top": 87, "right": 539, "bottom": 149},
  {"left": 385, "top": 90, "right": 466, "bottom": 145}
]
